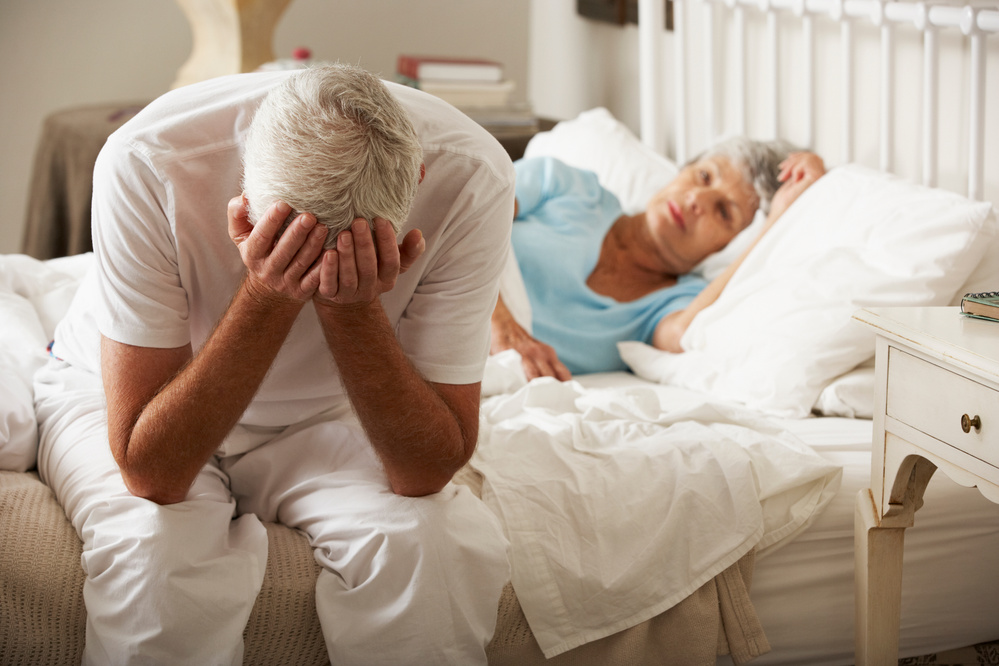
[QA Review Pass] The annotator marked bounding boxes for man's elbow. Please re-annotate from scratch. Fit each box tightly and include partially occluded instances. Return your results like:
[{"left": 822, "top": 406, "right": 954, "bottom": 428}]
[
  {"left": 390, "top": 477, "right": 450, "bottom": 498},
  {"left": 387, "top": 447, "right": 474, "bottom": 498},
  {"left": 123, "top": 477, "right": 188, "bottom": 505},
  {"left": 117, "top": 461, "right": 189, "bottom": 505}
]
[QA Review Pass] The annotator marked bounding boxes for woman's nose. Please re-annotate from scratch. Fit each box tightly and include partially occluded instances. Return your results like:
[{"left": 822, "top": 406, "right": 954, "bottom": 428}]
[{"left": 685, "top": 188, "right": 710, "bottom": 216}]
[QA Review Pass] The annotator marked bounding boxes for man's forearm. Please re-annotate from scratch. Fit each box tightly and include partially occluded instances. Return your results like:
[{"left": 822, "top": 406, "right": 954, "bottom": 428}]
[
  {"left": 109, "top": 279, "right": 304, "bottom": 503},
  {"left": 315, "top": 299, "right": 475, "bottom": 497}
]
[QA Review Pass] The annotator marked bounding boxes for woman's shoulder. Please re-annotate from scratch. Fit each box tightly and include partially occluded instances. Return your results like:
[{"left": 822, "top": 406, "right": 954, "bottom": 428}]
[{"left": 514, "top": 156, "right": 620, "bottom": 213}]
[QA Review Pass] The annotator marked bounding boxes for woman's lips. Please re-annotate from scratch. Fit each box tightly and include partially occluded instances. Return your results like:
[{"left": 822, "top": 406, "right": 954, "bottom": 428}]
[{"left": 668, "top": 201, "right": 686, "bottom": 231}]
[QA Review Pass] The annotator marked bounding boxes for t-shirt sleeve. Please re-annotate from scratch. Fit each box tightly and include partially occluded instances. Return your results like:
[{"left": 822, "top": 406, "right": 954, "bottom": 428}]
[
  {"left": 394, "top": 157, "right": 516, "bottom": 386},
  {"left": 91, "top": 134, "right": 191, "bottom": 349}
]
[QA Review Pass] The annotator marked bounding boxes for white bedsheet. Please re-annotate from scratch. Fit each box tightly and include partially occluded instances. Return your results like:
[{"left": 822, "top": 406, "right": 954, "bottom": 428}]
[
  {"left": 0, "top": 254, "right": 91, "bottom": 472},
  {"left": 473, "top": 358, "right": 842, "bottom": 657},
  {"left": 4, "top": 254, "right": 997, "bottom": 662}
]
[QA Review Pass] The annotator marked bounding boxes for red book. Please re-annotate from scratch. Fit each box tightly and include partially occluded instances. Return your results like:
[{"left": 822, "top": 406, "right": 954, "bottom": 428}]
[{"left": 396, "top": 54, "right": 503, "bottom": 83}]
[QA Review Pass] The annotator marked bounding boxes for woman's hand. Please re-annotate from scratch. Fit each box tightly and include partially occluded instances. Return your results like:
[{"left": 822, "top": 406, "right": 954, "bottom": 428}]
[
  {"left": 769, "top": 152, "right": 826, "bottom": 222},
  {"left": 314, "top": 217, "right": 425, "bottom": 308},
  {"left": 228, "top": 195, "right": 328, "bottom": 305},
  {"left": 491, "top": 296, "right": 572, "bottom": 381}
]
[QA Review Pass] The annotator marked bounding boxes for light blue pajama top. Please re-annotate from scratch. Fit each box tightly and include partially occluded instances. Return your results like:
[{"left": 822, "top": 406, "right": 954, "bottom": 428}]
[{"left": 512, "top": 157, "right": 706, "bottom": 375}]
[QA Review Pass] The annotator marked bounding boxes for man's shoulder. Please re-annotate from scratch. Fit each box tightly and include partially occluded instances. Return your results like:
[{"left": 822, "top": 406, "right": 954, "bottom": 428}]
[
  {"left": 106, "top": 71, "right": 295, "bottom": 166},
  {"left": 387, "top": 82, "right": 514, "bottom": 184}
]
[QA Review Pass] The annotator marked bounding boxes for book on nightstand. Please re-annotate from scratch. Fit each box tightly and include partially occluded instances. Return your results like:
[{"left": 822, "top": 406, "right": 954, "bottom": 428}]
[
  {"left": 397, "top": 76, "right": 516, "bottom": 109},
  {"left": 960, "top": 291, "right": 999, "bottom": 322},
  {"left": 396, "top": 54, "right": 517, "bottom": 109},
  {"left": 396, "top": 54, "right": 503, "bottom": 83}
]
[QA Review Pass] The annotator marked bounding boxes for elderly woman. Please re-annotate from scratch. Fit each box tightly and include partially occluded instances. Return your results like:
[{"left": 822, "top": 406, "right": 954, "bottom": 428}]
[{"left": 491, "top": 138, "right": 825, "bottom": 380}]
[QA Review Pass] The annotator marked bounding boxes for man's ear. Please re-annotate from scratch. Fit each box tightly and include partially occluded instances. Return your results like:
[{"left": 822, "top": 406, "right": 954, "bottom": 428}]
[{"left": 419, "top": 163, "right": 426, "bottom": 184}]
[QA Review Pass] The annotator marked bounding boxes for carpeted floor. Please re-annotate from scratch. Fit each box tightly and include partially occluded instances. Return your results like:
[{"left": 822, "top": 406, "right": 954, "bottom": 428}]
[{"left": 901, "top": 640, "right": 999, "bottom": 665}]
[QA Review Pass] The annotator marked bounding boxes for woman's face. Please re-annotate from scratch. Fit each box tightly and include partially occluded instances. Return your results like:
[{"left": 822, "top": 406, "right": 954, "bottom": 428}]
[{"left": 644, "top": 155, "right": 759, "bottom": 273}]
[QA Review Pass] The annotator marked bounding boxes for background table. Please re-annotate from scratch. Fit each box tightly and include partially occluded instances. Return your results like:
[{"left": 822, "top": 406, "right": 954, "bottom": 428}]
[{"left": 22, "top": 102, "right": 145, "bottom": 260}]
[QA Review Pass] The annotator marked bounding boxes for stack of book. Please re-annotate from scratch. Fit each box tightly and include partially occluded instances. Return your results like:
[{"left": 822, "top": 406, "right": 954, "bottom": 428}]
[
  {"left": 395, "top": 54, "right": 539, "bottom": 138},
  {"left": 396, "top": 54, "right": 513, "bottom": 108}
]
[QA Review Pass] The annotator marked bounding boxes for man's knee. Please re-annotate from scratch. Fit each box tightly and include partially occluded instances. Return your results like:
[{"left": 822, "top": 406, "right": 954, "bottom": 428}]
[{"left": 312, "top": 485, "right": 509, "bottom": 664}]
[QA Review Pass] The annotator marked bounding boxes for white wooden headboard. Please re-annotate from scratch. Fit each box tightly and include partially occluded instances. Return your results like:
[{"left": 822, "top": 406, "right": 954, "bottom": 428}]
[{"left": 636, "top": 0, "right": 998, "bottom": 201}]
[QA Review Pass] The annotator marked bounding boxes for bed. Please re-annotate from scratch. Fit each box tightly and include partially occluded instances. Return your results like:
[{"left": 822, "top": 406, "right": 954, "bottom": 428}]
[{"left": 3, "top": 0, "right": 999, "bottom": 664}]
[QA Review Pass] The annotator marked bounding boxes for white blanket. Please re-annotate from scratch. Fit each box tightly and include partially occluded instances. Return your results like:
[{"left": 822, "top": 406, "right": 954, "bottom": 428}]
[
  {"left": 473, "top": 357, "right": 842, "bottom": 657},
  {"left": 0, "top": 254, "right": 91, "bottom": 472},
  {"left": 0, "top": 253, "right": 843, "bottom": 661}
]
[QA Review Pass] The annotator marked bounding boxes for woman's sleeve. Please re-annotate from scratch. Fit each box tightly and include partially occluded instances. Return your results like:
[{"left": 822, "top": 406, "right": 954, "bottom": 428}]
[{"left": 514, "top": 156, "right": 604, "bottom": 221}]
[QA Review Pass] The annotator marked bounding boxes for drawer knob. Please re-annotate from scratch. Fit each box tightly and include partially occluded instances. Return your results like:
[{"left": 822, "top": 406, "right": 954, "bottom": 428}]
[{"left": 961, "top": 414, "right": 982, "bottom": 434}]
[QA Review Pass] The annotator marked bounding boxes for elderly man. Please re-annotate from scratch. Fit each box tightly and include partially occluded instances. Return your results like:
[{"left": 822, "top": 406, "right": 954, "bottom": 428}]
[{"left": 35, "top": 64, "right": 513, "bottom": 665}]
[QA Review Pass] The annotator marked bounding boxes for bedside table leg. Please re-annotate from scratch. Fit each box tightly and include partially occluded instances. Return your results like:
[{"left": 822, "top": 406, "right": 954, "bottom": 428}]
[{"left": 855, "top": 489, "right": 906, "bottom": 666}]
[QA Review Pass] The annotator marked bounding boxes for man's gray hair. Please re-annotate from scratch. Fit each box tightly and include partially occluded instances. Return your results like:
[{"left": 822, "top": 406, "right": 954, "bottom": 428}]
[
  {"left": 242, "top": 63, "right": 423, "bottom": 248},
  {"left": 691, "top": 136, "right": 797, "bottom": 216}
]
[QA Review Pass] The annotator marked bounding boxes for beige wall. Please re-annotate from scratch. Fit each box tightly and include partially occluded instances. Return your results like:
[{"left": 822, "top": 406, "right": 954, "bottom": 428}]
[
  {"left": 529, "top": 0, "right": 645, "bottom": 130},
  {"left": 0, "top": 0, "right": 530, "bottom": 254}
]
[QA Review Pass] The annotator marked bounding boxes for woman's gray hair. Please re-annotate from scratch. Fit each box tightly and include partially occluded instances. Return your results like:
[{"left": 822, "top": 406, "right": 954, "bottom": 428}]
[
  {"left": 242, "top": 63, "right": 423, "bottom": 248},
  {"left": 691, "top": 136, "right": 797, "bottom": 216}
]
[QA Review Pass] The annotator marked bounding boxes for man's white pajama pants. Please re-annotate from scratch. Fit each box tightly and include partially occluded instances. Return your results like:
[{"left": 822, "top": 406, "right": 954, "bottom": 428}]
[{"left": 34, "top": 359, "right": 510, "bottom": 665}]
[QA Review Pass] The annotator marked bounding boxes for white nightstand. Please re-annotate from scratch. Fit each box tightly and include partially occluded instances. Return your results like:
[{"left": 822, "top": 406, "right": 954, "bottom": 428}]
[{"left": 852, "top": 306, "right": 999, "bottom": 666}]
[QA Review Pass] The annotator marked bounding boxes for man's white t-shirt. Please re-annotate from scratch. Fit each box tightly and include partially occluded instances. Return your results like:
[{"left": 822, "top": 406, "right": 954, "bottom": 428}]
[{"left": 55, "top": 70, "right": 514, "bottom": 431}]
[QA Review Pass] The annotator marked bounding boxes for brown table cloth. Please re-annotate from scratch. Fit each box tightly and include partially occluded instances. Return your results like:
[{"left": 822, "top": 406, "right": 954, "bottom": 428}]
[{"left": 22, "top": 103, "right": 146, "bottom": 260}]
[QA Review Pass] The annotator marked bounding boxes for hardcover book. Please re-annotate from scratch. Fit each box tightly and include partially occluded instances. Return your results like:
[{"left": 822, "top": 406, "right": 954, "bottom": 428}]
[
  {"left": 395, "top": 76, "right": 515, "bottom": 109},
  {"left": 396, "top": 54, "right": 503, "bottom": 83},
  {"left": 960, "top": 291, "right": 999, "bottom": 321}
]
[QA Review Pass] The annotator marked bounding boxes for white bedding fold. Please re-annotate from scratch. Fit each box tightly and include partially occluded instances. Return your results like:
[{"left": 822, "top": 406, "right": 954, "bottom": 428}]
[
  {"left": 0, "top": 253, "right": 92, "bottom": 472},
  {"left": 470, "top": 376, "right": 842, "bottom": 657}
]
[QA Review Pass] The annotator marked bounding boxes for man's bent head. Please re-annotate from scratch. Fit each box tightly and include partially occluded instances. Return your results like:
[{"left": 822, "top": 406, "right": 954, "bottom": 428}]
[{"left": 242, "top": 63, "right": 424, "bottom": 248}]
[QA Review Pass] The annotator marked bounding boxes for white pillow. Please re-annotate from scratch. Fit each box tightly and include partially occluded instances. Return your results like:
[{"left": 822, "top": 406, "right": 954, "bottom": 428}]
[
  {"left": 951, "top": 214, "right": 999, "bottom": 304},
  {"left": 523, "top": 107, "right": 677, "bottom": 215},
  {"left": 620, "top": 164, "right": 996, "bottom": 418},
  {"left": 812, "top": 359, "right": 875, "bottom": 419}
]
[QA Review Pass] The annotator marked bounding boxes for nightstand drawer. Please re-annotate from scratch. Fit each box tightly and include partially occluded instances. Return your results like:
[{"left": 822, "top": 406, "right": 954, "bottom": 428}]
[{"left": 886, "top": 348, "right": 998, "bottom": 466}]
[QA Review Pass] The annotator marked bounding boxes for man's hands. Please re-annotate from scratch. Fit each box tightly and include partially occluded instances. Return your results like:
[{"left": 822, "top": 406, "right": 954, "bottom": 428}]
[
  {"left": 228, "top": 196, "right": 327, "bottom": 305},
  {"left": 228, "top": 196, "right": 426, "bottom": 308},
  {"left": 315, "top": 217, "right": 426, "bottom": 307}
]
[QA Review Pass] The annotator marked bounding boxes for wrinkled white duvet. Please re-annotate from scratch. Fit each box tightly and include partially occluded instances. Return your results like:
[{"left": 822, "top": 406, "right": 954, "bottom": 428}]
[
  {"left": 0, "top": 253, "right": 844, "bottom": 660},
  {"left": 0, "top": 253, "right": 91, "bottom": 472},
  {"left": 474, "top": 355, "right": 842, "bottom": 657}
]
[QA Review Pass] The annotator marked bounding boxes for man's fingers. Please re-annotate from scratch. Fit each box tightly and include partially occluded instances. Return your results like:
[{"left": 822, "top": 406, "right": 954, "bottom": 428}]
[
  {"left": 267, "top": 212, "right": 319, "bottom": 270},
  {"left": 349, "top": 218, "right": 379, "bottom": 287},
  {"left": 372, "top": 218, "right": 401, "bottom": 282},
  {"left": 228, "top": 194, "right": 253, "bottom": 243},
  {"left": 318, "top": 250, "right": 339, "bottom": 300},
  {"left": 399, "top": 229, "right": 426, "bottom": 274},
  {"left": 286, "top": 222, "right": 328, "bottom": 281},
  {"left": 244, "top": 201, "right": 293, "bottom": 259},
  {"left": 299, "top": 250, "right": 324, "bottom": 295},
  {"left": 335, "top": 228, "right": 359, "bottom": 296}
]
